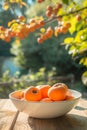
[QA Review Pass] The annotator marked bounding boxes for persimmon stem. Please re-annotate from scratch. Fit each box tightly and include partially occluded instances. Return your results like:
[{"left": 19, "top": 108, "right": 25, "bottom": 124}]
[{"left": 45, "top": 6, "right": 87, "bottom": 24}]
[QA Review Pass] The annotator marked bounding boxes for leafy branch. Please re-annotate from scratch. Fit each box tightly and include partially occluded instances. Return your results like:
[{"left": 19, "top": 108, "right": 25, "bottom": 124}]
[{"left": 45, "top": 6, "right": 87, "bottom": 24}]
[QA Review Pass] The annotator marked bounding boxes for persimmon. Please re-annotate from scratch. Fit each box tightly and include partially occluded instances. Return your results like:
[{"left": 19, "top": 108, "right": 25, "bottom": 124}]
[
  {"left": 28, "top": 25, "right": 35, "bottom": 32},
  {"left": 35, "top": 23, "right": 41, "bottom": 29},
  {"left": 48, "top": 83, "right": 68, "bottom": 101},
  {"left": 65, "top": 22, "right": 71, "bottom": 29},
  {"left": 37, "top": 37, "right": 43, "bottom": 44},
  {"left": 55, "top": 26, "right": 61, "bottom": 33},
  {"left": 4, "top": 35, "right": 11, "bottom": 42},
  {"left": 53, "top": 83, "right": 68, "bottom": 91},
  {"left": 10, "top": 31, "right": 16, "bottom": 37},
  {"left": 40, "top": 21, "right": 45, "bottom": 27},
  {"left": 41, "top": 34, "right": 47, "bottom": 40},
  {"left": 46, "top": 10, "right": 52, "bottom": 17},
  {"left": 29, "top": 19, "right": 36, "bottom": 24},
  {"left": 60, "top": 26, "right": 68, "bottom": 34},
  {"left": 47, "top": 6, "right": 53, "bottom": 12},
  {"left": 13, "top": 91, "right": 24, "bottom": 99},
  {"left": 18, "top": 16, "right": 25, "bottom": 22},
  {"left": 54, "top": 3, "right": 62, "bottom": 15},
  {"left": 56, "top": 3, "right": 62, "bottom": 9},
  {"left": 38, "top": 85, "right": 51, "bottom": 98},
  {"left": 65, "top": 95, "right": 74, "bottom": 100},
  {"left": 37, "top": 0, "right": 45, "bottom": 3},
  {"left": 0, "top": 26, "right": 5, "bottom": 31},
  {"left": 46, "top": 27, "right": 53, "bottom": 38},
  {"left": 24, "top": 86, "right": 42, "bottom": 101},
  {"left": 41, "top": 97, "right": 53, "bottom": 102},
  {"left": 66, "top": 89, "right": 72, "bottom": 96},
  {"left": 37, "top": 27, "right": 53, "bottom": 43},
  {"left": 21, "top": 97, "right": 26, "bottom": 100},
  {"left": 76, "top": 14, "right": 82, "bottom": 21}
]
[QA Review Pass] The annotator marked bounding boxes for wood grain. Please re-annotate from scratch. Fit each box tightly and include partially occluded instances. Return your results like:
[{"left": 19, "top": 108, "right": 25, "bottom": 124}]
[
  {"left": 13, "top": 99, "right": 87, "bottom": 130},
  {"left": 13, "top": 112, "right": 32, "bottom": 130},
  {"left": 0, "top": 99, "right": 87, "bottom": 130},
  {"left": 28, "top": 113, "right": 87, "bottom": 130},
  {"left": 0, "top": 99, "right": 19, "bottom": 130}
]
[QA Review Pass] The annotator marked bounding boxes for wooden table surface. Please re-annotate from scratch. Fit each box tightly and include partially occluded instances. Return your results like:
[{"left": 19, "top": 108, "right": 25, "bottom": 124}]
[{"left": 0, "top": 99, "right": 87, "bottom": 130}]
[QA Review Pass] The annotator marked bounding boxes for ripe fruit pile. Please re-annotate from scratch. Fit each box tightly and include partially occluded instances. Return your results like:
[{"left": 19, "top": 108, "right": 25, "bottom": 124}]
[
  {"left": 13, "top": 83, "right": 74, "bottom": 102},
  {"left": 0, "top": 0, "right": 86, "bottom": 45},
  {"left": 0, "top": 1, "right": 77, "bottom": 44},
  {"left": 0, "top": 16, "right": 45, "bottom": 42},
  {"left": 46, "top": 4, "right": 62, "bottom": 18},
  {"left": 37, "top": 27, "right": 53, "bottom": 44}
]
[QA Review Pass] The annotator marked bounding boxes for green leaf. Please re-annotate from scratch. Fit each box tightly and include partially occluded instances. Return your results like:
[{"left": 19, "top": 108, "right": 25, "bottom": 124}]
[
  {"left": 64, "top": 37, "right": 74, "bottom": 44},
  {"left": 82, "top": 71, "right": 87, "bottom": 77},
  {"left": 68, "top": 46, "right": 76, "bottom": 56},
  {"left": 80, "top": 58, "right": 85, "bottom": 64},
  {"left": 62, "top": 0, "right": 69, "bottom": 5},
  {"left": 80, "top": 57, "right": 87, "bottom": 66},
  {"left": 75, "top": 28, "right": 87, "bottom": 42},
  {"left": 74, "top": 33, "right": 81, "bottom": 43},
  {"left": 76, "top": 21, "right": 83, "bottom": 31},
  {"left": 83, "top": 58, "right": 87, "bottom": 66},
  {"left": 81, "top": 71, "right": 87, "bottom": 85},
  {"left": 78, "top": 42, "right": 87, "bottom": 53},
  {"left": 83, "top": 0, "right": 87, "bottom": 6},
  {"left": 69, "top": 17, "right": 78, "bottom": 34}
]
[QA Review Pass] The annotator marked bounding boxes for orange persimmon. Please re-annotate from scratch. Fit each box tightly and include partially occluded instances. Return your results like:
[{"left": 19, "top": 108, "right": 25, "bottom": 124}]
[
  {"left": 48, "top": 83, "right": 68, "bottom": 101},
  {"left": 24, "top": 86, "right": 42, "bottom": 101}
]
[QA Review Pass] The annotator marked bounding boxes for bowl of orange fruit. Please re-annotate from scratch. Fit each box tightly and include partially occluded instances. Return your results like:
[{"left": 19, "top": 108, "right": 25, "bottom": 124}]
[{"left": 9, "top": 83, "right": 81, "bottom": 118}]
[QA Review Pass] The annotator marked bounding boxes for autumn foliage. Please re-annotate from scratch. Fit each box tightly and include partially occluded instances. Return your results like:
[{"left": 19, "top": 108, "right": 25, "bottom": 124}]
[{"left": 0, "top": 0, "right": 87, "bottom": 67}]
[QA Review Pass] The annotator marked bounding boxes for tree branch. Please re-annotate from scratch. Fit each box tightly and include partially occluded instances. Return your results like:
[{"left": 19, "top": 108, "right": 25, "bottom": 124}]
[{"left": 45, "top": 6, "right": 87, "bottom": 24}]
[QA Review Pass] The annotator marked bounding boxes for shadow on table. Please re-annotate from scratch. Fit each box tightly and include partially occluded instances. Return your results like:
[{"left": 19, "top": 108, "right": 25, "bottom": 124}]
[
  {"left": 28, "top": 113, "right": 87, "bottom": 130},
  {"left": 75, "top": 106, "right": 87, "bottom": 110}
]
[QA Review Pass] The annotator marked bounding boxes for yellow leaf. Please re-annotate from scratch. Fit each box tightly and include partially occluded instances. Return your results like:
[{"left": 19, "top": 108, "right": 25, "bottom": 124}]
[
  {"left": 9, "top": 0, "right": 22, "bottom": 3},
  {"left": 83, "top": 1, "right": 87, "bottom": 6},
  {"left": 35, "top": 16, "right": 44, "bottom": 21},
  {"left": 3, "top": 2, "right": 9, "bottom": 10},
  {"left": 21, "top": 2, "right": 27, "bottom": 7},
  {"left": 79, "top": 58, "right": 85, "bottom": 64},
  {"left": 79, "top": 42, "right": 87, "bottom": 53},
  {"left": 64, "top": 37, "right": 74, "bottom": 44},
  {"left": 9, "top": 0, "right": 15, "bottom": 3},
  {"left": 80, "top": 57, "right": 87, "bottom": 66},
  {"left": 83, "top": 58, "right": 87, "bottom": 66},
  {"left": 15, "top": 39, "right": 20, "bottom": 44},
  {"left": 16, "top": 0, "right": 22, "bottom": 3},
  {"left": 54, "top": 30, "right": 58, "bottom": 37},
  {"left": 40, "top": 28, "right": 45, "bottom": 33},
  {"left": 8, "top": 22, "right": 12, "bottom": 27},
  {"left": 75, "top": 35, "right": 81, "bottom": 43},
  {"left": 8, "top": 20, "right": 17, "bottom": 27},
  {"left": 82, "top": 71, "right": 87, "bottom": 77},
  {"left": 69, "top": 17, "right": 78, "bottom": 34},
  {"left": 58, "top": 8, "right": 64, "bottom": 16},
  {"left": 11, "top": 23, "right": 19, "bottom": 31},
  {"left": 68, "top": 46, "right": 76, "bottom": 56}
]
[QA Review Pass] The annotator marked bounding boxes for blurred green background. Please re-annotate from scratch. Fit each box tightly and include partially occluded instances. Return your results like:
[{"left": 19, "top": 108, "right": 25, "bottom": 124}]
[{"left": 0, "top": 0, "right": 87, "bottom": 98}]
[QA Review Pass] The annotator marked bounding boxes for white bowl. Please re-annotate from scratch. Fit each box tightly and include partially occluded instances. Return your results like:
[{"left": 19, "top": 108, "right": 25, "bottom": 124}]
[{"left": 9, "top": 89, "right": 81, "bottom": 118}]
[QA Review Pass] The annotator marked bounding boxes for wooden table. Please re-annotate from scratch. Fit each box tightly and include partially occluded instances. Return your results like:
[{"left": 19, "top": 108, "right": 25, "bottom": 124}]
[{"left": 0, "top": 99, "right": 87, "bottom": 130}]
